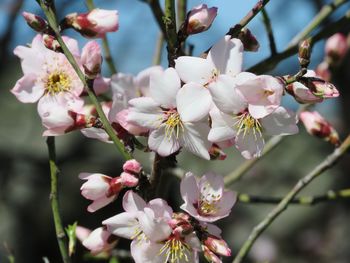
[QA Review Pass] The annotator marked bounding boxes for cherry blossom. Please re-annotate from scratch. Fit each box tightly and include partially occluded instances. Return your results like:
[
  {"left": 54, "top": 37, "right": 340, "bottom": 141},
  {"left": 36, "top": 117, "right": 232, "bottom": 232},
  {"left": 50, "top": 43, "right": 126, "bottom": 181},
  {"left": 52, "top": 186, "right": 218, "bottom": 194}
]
[
  {"left": 81, "top": 227, "right": 116, "bottom": 255},
  {"left": 186, "top": 4, "right": 218, "bottom": 35},
  {"left": 127, "top": 67, "right": 211, "bottom": 159},
  {"left": 180, "top": 172, "right": 236, "bottom": 222}
]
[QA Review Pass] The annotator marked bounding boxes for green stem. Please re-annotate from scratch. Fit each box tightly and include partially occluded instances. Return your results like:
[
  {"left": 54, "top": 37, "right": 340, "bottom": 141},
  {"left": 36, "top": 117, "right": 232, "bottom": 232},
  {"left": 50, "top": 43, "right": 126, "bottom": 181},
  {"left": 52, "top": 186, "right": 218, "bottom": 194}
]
[
  {"left": 164, "top": 0, "right": 177, "bottom": 67},
  {"left": 238, "top": 188, "right": 350, "bottom": 205},
  {"left": 46, "top": 137, "right": 71, "bottom": 263},
  {"left": 38, "top": 0, "right": 132, "bottom": 160},
  {"left": 249, "top": 0, "right": 349, "bottom": 74},
  {"left": 224, "top": 136, "right": 283, "bottom": 186},
  {"left": 153, "top": 32, "right": 164, "bottom": 65},
  {"left": 227, "top": 0, "right": 270, "bottom": 38},
  {"left": 177, "top": 0, "right": 187, "bottom": 26},
  {"left": 232, "top": 134, "right": 350, "bottom": 263},
  {"left": 288, "top": 0, "right": 348, "bottom": 47},
  {"left": 261, "top": 8, "right": 276, "bottom": 55},
  {"left": 85, "top": 0, "right": 117, "bottom": 74}
]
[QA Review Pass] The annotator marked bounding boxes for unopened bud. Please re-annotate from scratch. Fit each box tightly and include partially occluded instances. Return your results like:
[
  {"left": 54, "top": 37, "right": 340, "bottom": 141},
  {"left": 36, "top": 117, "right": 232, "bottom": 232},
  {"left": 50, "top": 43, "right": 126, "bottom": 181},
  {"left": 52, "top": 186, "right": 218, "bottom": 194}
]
[
  {"left": 300, "top": 111, "right": 340, "bottom": 146},
  {"left": 325, "top": 33, "right": 348, "bottom": 66},
  {"left": 204, "top": 235, "right": 231, "bottom": 257},
  {"left": 237, "top": 28, "right": 259, "bottom": 52},
  {"left": 203, "top": 245, "right": 222, "bottom": 263},
  {"left": 65, "top": 9, "right": 119, "bottom": 38},
  {"left": 81, "top": 41, "right": 102, "bottom": 79},
  {"left": 123, "top": 159, "right": 142, "bottom": 174},
  {"left": 22, "top": 12, "right": 47, "bottom": 32},
  {"left": 42, "top": 34, "right": 61, "bottom": 51},
  {"left": 298, "top": 39, "right": 312, "bottom": 68},
  {"left": 186, "top": 4, "right": 217, "bottom": 35},
  {"left": 119, "top": 172, "right": 139, "bottom": 187}
]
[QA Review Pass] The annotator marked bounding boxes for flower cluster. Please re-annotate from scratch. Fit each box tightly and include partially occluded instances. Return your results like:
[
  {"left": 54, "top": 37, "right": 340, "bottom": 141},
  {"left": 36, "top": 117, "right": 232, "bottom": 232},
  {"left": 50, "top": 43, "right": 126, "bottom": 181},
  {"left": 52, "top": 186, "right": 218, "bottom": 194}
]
[{"left": 79, "top": 171, "right": 236, "bottom": 263}]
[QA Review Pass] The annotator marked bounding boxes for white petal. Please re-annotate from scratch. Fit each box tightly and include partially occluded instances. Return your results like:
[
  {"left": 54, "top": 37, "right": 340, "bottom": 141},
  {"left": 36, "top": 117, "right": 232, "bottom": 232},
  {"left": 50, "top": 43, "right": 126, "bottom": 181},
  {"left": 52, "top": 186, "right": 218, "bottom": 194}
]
[
  {"left": 175, "top": 56, "right": 215, "bottom": 85},
  {"left": 235, "top": 132, "right": 265, "bottom": 159},
  {"left": 102, "top": 212, "right": 140, "bottom": 239},
  {"left": 208, "top": 107, "right": 236, "bottom": 142},
  {"left": 177, "top": 83, "right": 212, "bottom": 122},
  {"left": 148, "top": 125, "right": 181, "bottom": 157},
  {"left": 208, "top": 36, "right": 243, "bottom": 76},
  {"left": 11, "top": 74, "right": 43, "bottom": 103},
  {"left": 87, "top": 196, "right": 115, "bottom": 212},
  {"left": 181, "top": 122, "right": 210, "bottom": 160},
  {"left": 261, "top": 107, "right": 299, "bottom": 136},
  {"left": 80, "top": 127, "right": 112, "bottom": 143},
  {"left": 209, "top": 74, "right": 247, "bottom": 114},
  {"left": 131, "top": 239, "right": 164, "bottom": 263},
  {"left": 122, "top": 190, "right": 147, "bottom": 213},
  {"left": 180, "top": 172, "right": 199, "bottom": 204},
  {"left": 128, "top": 97, "right": 163, "bottom": 129},
  {"left": 150, "top": 67, "right": 180, "bottom": 108}
]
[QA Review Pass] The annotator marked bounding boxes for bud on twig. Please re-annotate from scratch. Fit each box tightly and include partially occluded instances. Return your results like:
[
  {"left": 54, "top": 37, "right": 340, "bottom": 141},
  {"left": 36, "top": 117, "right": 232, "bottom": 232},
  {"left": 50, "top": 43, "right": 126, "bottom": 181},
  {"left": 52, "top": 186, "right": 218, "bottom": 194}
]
[
  {"left": 42, "top": 34, "right": 61, "bottom": 51},
  {"left": 298, "top": 39, "right": 312, "bottom": 68},
  {"left": 237, "top": 27, "right": 260, "bottom": 52},
  {"left": 300, "top": 111, "right": 340, "bottom": 146},
  {"left": 64, "top": 9, "right": 119, "bottom": 38},
  {"left": 325, "top": 33, "right": 348, "bottom": 66},
  {"left": 204, "top": 235, "right": 231, "bottom": 257},
  {"left": 22, "top": 12, "right": 48, "bottom": 32},
  {"left": 186, "top": 4, "right": 217, "bottom": 35},
  {"left": 81, "top": 41, "right": 102, "bottom": 79}
]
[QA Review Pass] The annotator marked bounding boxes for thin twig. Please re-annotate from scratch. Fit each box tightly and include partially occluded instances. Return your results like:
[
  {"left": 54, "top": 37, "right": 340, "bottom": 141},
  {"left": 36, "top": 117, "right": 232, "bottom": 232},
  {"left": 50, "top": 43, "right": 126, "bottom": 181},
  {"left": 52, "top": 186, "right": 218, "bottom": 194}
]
[
  {"left": 164, "top": 0, "right": 178, "bottom": 67},
  {"left": 38, "top": 0, "right": 132, "bottom": 160},
  {"left": 249, "top": 0, "right": 349, "bottom": 74},
  {"left": 227, "top": 0, "right": 270, "bottom": 38},
  {"left": 177, "top": 0, "right": 187, "bottom": 26},
  {"left": 232, "top": 134, "right": 350, "bottom": 263},
  {"left": 140, "top": 0, "right": 167, "bottom": 37},
  {"left": 261, "top": 8, "right": 277, "bottom": 55},
  {"left": 46, "top": 137, "right": 71, "bottom": 263},
  {"left": 85, "top": 0, "right": 117, "bottom": 74},
  {"left": 153, "top": 32, "right": 164, "bottom": 65},
  {"left": 238, "top": 188, "right": 350, "bottom": 205}
]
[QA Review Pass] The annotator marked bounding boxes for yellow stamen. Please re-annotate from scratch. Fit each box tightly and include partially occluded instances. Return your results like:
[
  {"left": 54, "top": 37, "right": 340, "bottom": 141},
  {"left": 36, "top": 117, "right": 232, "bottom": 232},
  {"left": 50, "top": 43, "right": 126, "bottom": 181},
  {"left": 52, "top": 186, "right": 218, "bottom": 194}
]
[
  {"left": 164, "top": 111, "right": 184, "bottom": 140},
  {"left": 233, "top": 112, "right": 262, "bottom": 140},
  {"left": 45, "top": 71, "right": 71, "bottom": 94},
  {"left": 159, "top": 238, "right": 191, "bottom": 263}
]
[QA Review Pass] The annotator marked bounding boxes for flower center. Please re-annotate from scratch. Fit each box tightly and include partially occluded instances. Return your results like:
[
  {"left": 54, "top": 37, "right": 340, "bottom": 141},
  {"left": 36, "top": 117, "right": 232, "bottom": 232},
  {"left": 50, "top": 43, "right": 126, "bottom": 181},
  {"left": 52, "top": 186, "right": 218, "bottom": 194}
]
[
  {"left": 233, "top": 111, "right": 262, "bottom": 140},
  {"left": 45, "top": 71, "right": 71, "bottom": 94},
  {"left": 164, "top": 110, "right": 184, "bottom": 140},
  {"left": 159, "top": 237, "right": 191, "bottom": 263}
]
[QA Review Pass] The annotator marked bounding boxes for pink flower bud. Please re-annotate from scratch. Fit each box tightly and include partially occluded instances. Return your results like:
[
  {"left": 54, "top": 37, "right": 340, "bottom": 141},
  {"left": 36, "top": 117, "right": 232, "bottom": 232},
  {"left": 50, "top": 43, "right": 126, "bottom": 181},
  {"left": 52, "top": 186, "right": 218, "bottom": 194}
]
[
  {"left": 65, "top": 9, "right": 119, "bottom": 38},
  {"left": 81, "top": 41, "right": 102, "bottom": 79},
  {"left": 325, "top": 33, "right": 348, "bottom": 65},
  {"left": 22, "top": 12, "right": 47, "bottom": 32},
  {"left": 204, "top": 235, "right": 231, "bottom": 257},
  {"left": 187, "top": 4, "right": 217, "bottom": 35},
  {"left": 300, "top": 111, "right": 340, "bottom": 146},
  {"left": 123, "top": 159, "right": 142, "bottom": 174},
  {"left": 315, "top": 61, "right": 331, "bottom": 82},
  {"left": 298, "top": 39, "right": 312, "bottom": 68},
  {"left": 119, "top": 172, "right": 139, "bottom": 187},
  {"left": 237, "top": 27, "right": 260, "bottom": 52},
  {"left": 82, "top": 227, "right": 116, "bottom": 255},
  {"left": 42, "top": 34, "right": 60, "bottom": 51},
  {"left": 203, "top": 245, "right": 222, "bottom": 263}
]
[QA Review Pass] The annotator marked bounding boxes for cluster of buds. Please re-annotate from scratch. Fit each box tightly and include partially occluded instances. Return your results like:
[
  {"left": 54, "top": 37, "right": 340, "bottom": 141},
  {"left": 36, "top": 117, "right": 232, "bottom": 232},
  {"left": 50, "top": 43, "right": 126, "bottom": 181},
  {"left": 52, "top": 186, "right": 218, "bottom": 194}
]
[
  {"left": 300, "top": 111, "right": 340, "bottom": 146},
  {"left": 203, "top": 234, "right": 231, "bottom": 263},
  {"left": 64, "top": 9, "right": 119, "bottom": 38},
  {"left": 79, "top": 159, "right": 142, "bottom": 212}
]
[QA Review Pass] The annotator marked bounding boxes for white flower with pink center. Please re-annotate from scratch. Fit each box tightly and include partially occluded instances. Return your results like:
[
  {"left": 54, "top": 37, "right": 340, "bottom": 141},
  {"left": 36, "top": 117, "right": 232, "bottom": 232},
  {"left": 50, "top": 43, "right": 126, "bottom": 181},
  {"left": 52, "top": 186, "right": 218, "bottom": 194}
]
[
  {"left": 11, "top": 34, "right": 85, "bottom": 133},
  {"left": 127, "top": 67, "right": 211, "bottom": 159},
  {"left": 208, "top": 74, "right": 298, "bottom": 159},
  {"left": 174, "top": 35, "right": 244, "bottom": 116},
  {"left": 180, "top": 172, "right": 236, "bottom": 222}
]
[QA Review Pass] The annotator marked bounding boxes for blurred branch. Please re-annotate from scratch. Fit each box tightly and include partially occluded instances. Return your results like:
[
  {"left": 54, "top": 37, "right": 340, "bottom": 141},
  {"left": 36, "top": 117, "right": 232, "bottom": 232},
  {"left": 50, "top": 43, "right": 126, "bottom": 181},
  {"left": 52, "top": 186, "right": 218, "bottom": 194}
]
[
  {"left": 46, "top": 137, "right": 71, "bottom": 263},
  {"left": 0, "top": 0, "right": 24, "bottom": 64},
  {"left": 38, "top": 0, "right": 132, "bottom": 160},
  {"left": 164, "top": 0, "right": 178, "bottom": 67},
  {"left": 227, "top": 0, "right": 270, "bottom": 38},
  {"left": 85, "top": 0, "right": 117, "bottom": 74},
  {"left": 249, "top": 0, "right": 349, "bottom": 74},
  {"left": 232, "top": 134, "right": 350, "bottom": 263},
  {"left": 153, "top": 32, "right": 164, "bottom": 65},
  {"left": 140, "top": 0, "right": 166, "bottom": 37},
  {"left": 238, "top": 188, "right": 350, "bottom": 205},
  {"left": 177, "top": 0, "right": 187, "bottom": 26},
  {"left": 261, "top": 8, "right": 277, "bottom": 55}
]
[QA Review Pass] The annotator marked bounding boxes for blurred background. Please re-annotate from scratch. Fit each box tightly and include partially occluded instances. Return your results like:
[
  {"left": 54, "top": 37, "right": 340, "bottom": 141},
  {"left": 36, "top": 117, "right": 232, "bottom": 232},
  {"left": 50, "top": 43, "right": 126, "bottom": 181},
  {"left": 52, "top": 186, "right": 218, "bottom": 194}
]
[{"left": 1, "top": 0, "right": 350, "bottom": 262}]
